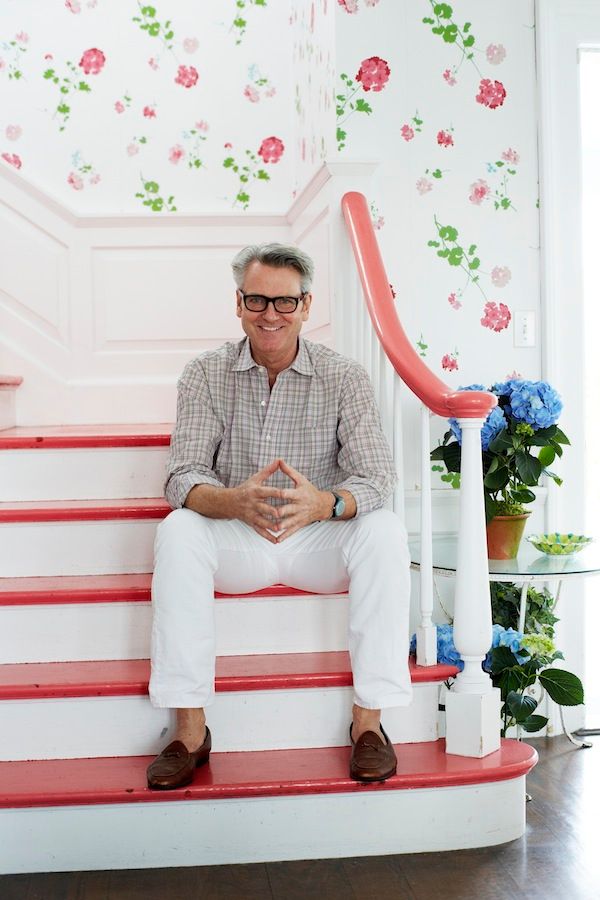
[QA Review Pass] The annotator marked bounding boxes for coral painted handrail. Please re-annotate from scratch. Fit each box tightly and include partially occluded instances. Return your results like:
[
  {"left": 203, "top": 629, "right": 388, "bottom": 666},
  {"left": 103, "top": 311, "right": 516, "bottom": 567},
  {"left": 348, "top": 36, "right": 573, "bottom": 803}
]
[{"left": 342, "top": 192, "right": 496, "bottom": 419}]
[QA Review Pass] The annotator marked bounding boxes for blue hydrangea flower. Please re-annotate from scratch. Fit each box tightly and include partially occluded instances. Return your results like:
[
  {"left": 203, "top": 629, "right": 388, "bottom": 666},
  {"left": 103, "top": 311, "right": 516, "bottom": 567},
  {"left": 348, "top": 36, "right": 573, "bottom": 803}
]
[
  {"left": 448, "top": 385, "right": 506, "bottom": 450},
  {"left": 493, "top": 624, "right": 524, "bottom": 654},
  {"left": 491, "top": 378, "right": 524, "bottom": 399},
  {"left": 508, "top": 381, "right": 563, "bottom": 431},
  {"left": 410, "top": 624, "right": 464, "bottom": 671}
]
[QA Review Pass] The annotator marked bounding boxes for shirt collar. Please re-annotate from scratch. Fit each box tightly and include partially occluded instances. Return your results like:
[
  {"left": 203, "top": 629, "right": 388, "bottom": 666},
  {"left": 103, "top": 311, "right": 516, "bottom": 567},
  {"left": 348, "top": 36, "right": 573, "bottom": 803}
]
[{"left": 232, "top": 337, "right": 314, "bottom": 376}]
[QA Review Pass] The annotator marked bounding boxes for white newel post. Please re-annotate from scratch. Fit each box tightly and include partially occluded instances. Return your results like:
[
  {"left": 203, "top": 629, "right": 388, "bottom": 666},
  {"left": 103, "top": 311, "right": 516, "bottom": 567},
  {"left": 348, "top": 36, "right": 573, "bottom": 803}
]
[
  {"left": 416, "top": 404, "right": 437, "bottom": 666},
  {"left": 445, "top": 417, "right": 501, "bottom": 757}
]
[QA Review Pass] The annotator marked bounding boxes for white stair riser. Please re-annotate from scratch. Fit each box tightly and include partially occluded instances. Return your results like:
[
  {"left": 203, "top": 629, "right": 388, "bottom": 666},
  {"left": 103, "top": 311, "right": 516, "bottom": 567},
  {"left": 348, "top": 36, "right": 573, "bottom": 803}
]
[
  {"left": 0, "top": 777, "right": 527, "bottom": 874},
  {"left": 0, "top": 447, "right": 169, "bottom": 501},
  {"left": 0, "top": 520, "right": 157, "bottom": 576},
  {"left": 0, "top": 684, "right": 440, "bottom": 760},
  {"left": 0, "top": 596, "right": 349, "bottom": 663}
]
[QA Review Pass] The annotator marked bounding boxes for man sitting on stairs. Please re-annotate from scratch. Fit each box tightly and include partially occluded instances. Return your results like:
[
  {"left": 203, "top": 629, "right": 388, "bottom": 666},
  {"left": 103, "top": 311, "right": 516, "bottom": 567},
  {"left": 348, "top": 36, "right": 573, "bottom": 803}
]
[{"left": 146, "top": 242, "right": 412, "bottom": 789}]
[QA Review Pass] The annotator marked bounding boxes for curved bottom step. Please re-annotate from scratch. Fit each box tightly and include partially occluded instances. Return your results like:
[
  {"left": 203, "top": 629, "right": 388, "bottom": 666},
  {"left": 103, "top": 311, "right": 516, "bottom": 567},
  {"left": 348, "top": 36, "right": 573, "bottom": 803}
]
[{"left": 1, "top": 739, "right": 537, "bottom": 873}]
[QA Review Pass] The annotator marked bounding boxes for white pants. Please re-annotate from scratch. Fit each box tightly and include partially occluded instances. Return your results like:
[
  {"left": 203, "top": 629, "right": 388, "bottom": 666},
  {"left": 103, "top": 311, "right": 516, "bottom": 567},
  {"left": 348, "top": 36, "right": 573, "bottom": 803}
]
[{"left": 149, "top": 507, "right": 412, "bottom": 710}]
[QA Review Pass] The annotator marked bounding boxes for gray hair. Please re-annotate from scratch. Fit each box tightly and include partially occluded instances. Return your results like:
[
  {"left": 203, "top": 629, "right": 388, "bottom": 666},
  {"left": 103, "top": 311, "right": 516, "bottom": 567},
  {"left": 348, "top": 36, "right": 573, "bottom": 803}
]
[{"left": 231, "top": 243, "right": 315, "bottom": 293}]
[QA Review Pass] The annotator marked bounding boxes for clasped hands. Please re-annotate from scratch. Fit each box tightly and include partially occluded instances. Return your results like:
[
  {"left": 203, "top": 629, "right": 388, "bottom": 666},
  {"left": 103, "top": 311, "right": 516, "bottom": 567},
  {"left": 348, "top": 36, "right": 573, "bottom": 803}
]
[{"left": 235, "top": 458, "right": 332, "bottom": 544}]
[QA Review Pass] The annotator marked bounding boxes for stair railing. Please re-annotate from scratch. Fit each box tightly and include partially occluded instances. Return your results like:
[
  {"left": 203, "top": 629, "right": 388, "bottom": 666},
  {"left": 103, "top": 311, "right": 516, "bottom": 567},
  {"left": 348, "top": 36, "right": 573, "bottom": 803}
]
[{"left": 340, "top": 191, "right": 502, "bottom": 757}]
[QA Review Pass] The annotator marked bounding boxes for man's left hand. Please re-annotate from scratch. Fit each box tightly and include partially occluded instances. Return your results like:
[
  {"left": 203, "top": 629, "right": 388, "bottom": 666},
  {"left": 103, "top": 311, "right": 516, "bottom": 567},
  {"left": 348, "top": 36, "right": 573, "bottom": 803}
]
[{"left": 276, "top": 459, "right": 333, "bottom": 542}]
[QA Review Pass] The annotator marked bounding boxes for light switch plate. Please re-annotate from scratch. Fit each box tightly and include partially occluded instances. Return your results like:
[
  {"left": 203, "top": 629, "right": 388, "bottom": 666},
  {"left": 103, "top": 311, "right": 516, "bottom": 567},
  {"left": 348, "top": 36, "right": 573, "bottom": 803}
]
[{"left": 514, "top": 310, "right": 536, "bottom": 347}]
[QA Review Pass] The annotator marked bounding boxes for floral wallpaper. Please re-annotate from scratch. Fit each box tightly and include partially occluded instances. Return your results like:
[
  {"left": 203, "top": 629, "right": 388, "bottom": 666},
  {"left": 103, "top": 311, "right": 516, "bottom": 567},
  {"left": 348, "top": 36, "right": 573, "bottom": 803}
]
[
  {"left": 0, "top": 0, "right": 300, "bottom": 213},
  {"left": 334, "top": 0, "right": 540, "bottom": 407}
]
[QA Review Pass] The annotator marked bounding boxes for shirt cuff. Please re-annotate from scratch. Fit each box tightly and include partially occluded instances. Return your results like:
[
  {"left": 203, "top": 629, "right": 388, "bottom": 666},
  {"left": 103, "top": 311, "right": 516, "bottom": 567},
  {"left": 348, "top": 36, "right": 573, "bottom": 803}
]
[
  {"left": 332, "top": 480, "right": 386, "bottom": 517},
  {"left": 165, "top": 471, "right": 225, "bottom": 510}
]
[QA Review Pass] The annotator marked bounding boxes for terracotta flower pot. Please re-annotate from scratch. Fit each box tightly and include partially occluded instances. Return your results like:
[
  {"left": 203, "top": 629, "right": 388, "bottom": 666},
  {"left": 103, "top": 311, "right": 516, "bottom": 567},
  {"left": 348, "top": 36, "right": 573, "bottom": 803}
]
[{"left": 486, "top": 513, "right": 531, "bottom": 560}]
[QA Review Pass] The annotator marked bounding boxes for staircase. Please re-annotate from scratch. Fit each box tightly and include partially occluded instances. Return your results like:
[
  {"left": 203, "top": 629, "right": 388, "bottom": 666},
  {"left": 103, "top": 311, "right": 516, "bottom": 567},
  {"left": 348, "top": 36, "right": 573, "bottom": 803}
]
[{"left": 0, "top": 425, "right": 537, "bottom": 874}]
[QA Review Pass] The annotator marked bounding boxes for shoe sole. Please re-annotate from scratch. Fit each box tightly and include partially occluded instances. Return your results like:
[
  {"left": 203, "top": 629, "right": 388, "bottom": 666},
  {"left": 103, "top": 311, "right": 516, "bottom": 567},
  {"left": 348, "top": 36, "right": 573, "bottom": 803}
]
[
  {"left": 350, "top": 766, "right": 397, "bottom": 783},
  {"left": 147, "top": 752, "right": 210, "bottom": 791}
]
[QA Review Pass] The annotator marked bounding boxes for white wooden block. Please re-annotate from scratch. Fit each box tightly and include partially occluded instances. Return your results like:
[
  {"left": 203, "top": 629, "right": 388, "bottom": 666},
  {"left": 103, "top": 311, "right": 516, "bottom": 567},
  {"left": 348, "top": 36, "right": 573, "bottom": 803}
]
[{"left": 444, "top": 688, "right": 502, "bottom": 758}]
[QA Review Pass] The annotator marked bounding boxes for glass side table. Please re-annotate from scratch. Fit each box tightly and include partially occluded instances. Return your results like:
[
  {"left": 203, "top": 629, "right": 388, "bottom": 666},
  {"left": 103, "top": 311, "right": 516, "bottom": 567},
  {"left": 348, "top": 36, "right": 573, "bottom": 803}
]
[{"left": 409, "top": 533, "right": 600, "bottom": 749}]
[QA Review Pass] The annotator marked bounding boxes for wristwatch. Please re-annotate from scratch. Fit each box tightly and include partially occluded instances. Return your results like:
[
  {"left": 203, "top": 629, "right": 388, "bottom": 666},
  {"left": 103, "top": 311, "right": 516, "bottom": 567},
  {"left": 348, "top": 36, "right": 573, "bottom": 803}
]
[{"left": 330, "top": 491, "right": 346, "bottom": 519}]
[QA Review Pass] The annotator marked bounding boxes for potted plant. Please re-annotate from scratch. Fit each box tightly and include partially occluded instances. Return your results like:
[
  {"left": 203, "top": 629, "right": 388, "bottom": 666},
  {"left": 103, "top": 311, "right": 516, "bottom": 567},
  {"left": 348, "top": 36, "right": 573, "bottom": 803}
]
[{"left": 431, "top": 379, "right": 569, "bottom": 558}]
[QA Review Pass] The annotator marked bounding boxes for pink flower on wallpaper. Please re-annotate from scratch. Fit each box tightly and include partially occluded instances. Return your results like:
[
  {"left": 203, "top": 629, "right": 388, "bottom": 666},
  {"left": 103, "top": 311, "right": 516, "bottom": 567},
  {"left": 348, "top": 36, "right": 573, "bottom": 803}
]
[
  {"left": 265, "top": 86, "right": 276, "bottom": 98},
  {"left": 44, "top": 54, "right": 53, "bottom": 61},
  {"left": 1, "top": 152, "right": 22, "bottom": 169},
  {"left": 114, "top": 101, "right": 125, "bottom": 114},
  {"left": 89, "top": 173, "right": 101, "bottom": 185},
  {"left": 486, "top": 43, "right": 507, "bottom": 65},
  {"left": 79, "top": 48, "right": 105, "bottom": 75},
  {"left": 143, "top": 105, "right": 156, "bottom": 118},
  {"left": 491, "top": 266, "right": 512, "bottom": 288},
  {"left": 175, "top": 65, "right": 199, "bottom": 89},
  {"left": 169, "top": 144, "right": 185, "bottom": 164},
  {"left": 448, "top": 293, "right": 462, "bottom": 310},
  {"left": 196, "top": 120, "right": 209, "bottom": 132},
  {"left": 224, "top": 142, "right": 233, "bottom": 149},
  {"left": 338, "top": 0, "right": 358, "bottom": 12},
  {"left": 258, "top": 136, "right": 285, "bottom": 164},
  {"left": 244, "top": 85, "right": 260, "bottom": 103},
  {"left": 481, "top": 301, "right": 511, "bottom": 333},
  {"left": 505, "top": 369, "right": 521, "bottom": 380},
  {"left": 5, "top": 125, "right": 22, "bottom": 141},
  {"left": 148, "top": 57, "right": 159, "bottom": 70},
  {"left": 356, "top": 56, "right": 390, "bottom": 92},
  {"left": 441, "top": 354, "right": 459, "bottom": 372},
  {"left": 183, "top": 38, "right": 199, "bottom": 54},
  {"left": 443, "top": 68, "right": 457, "bottom": 86},
  {"left": 401, "top": 124, "right": 414, "bottom": 142},
  {"left": 67, "top": 171, "right": 84, "bottom": 190},
  {"left": 437, "top": 130, "right": 454, "bottom": 148},
  {"left": 469, "top": 179, "right": 490, "bottom": 205},
  {"left": 15, "top": 32, "right": 29, "bottom": 44},
  {"left": 502, "top": 147, "right": 520, "bottom": 165},
  {"left": 0, "top": 60, "right": 5, "bottom": 72},
  {"left": 126, "top": 143, "right": 139, "bottom": 156},
  {"left": 416, "top": 177, "right": 433, "bottom": 195},
  {"left": 476, "top": 79, "right": 506, "bottom": 110},
  {"left": 65, "top": 0, "right": 81, "bottom": 12}
]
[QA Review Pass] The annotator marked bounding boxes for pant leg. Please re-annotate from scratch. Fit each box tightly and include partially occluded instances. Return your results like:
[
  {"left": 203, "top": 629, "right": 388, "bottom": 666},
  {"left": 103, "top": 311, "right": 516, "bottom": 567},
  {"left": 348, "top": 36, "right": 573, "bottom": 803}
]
[
  {"left": 149, "top": 508, "right": 277, "bottom": 709},
  {"left": 277, "top": 509, "right": 412, "bottom": 710}
]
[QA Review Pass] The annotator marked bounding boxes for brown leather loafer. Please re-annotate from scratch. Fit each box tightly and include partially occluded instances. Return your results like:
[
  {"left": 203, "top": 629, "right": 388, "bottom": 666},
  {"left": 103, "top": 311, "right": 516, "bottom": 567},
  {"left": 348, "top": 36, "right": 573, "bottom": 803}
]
[
  {"left": 349, "top": 723, "right": 397, "bottom": 783},
  {"left": 147, "top": 728, "right": 211, "bottom": 790}
]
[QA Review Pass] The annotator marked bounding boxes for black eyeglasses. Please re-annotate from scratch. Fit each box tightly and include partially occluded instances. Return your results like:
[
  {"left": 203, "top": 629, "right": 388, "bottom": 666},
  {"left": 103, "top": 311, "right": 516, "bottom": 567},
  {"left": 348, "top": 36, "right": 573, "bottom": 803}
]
[{"left": 238, "top": 290, "right": 305, "bottom": 314}]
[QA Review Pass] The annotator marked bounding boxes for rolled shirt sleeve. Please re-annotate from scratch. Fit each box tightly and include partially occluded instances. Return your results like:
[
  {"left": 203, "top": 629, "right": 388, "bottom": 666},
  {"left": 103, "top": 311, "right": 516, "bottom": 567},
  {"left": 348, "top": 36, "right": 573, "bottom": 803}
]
[
  {"left": 164, "top": 358, "right": 226, "bottom": 509},
  {"left": 332, "top": 363, "right": 397, "bottom": 515}
]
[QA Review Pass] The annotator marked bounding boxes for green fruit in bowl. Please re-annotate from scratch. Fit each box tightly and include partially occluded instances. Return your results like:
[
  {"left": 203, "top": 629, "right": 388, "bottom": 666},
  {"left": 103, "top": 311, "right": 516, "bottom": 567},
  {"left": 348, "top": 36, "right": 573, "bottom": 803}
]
[{"left": 526, "top": 533, "right": 593, "bottom": 556}]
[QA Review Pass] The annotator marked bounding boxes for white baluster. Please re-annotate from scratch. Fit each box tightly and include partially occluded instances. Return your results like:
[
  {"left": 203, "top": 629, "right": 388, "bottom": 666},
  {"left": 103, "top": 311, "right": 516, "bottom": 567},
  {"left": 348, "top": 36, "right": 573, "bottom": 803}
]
[
  {"left": 416, "top": 404, "right": 437, "bottom": 666},
  {"left": 445, "top": 417, "right": 501, "bottom": 757},
  {"left": 392, "top": 376, "right": 404, "bottom": 516}
]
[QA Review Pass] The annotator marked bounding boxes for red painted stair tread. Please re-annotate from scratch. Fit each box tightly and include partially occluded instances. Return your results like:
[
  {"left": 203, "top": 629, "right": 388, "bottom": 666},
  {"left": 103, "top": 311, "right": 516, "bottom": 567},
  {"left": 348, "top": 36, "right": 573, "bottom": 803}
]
[
  {"left": 0, "top": 497, "right": 170, "bottom": 523},
  {"left": 0, "top": 424, "right": 172, "bottom": 449},
  {"left": 0, "top": 654, "right": 458, "bottom": 699},
  {"left": 0, "top": 739, "right": 538, "bottom": 809},
  {"left": 0, "top": 574, "right": 334, "bottom": 605}
]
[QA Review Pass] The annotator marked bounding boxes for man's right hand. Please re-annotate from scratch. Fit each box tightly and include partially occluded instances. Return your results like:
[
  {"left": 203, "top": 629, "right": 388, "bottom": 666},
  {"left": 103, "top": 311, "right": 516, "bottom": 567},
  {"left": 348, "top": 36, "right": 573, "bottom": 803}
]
[{"left": 185, "top": 459, "right": 284, "bottom": 543}]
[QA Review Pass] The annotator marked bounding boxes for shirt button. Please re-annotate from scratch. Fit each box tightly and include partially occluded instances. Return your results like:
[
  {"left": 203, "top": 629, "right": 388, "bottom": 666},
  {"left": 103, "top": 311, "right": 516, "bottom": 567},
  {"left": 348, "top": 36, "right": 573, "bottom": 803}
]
[
  {"left": 260, "top": 400, "right": 266, "bottom": 406},
  {"left": 265, "top": 435, "right": 271, "bottom": 441}
]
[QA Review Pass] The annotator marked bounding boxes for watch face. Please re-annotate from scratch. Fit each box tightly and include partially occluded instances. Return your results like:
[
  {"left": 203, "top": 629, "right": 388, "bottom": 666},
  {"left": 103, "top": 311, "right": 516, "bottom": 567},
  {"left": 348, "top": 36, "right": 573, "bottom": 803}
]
[{"left": 333, "top": 494, "right": 345, "bottom": 518}]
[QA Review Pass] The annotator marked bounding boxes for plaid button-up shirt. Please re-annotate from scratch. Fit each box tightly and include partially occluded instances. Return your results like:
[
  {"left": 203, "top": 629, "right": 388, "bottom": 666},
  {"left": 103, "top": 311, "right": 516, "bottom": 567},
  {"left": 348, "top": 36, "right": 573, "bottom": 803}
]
[{"left": 165, "top": 337, "right": 397, "bottom": 515}]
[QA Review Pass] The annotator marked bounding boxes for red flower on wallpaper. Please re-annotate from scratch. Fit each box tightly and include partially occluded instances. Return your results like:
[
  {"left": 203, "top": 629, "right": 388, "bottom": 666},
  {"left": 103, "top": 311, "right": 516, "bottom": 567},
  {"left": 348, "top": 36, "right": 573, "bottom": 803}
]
[
  {"left": 437, "top": 130, "right": 454, "bottom": 148},
  {"left": 481, "top": 301, "right": 511, "bottom": 333},
  {"left": 257, "top": 136, "right": 284, "bottom": 164},
  {"left": 475, "top": 78, "right": 506, "bottom": 110},
  {"left": 1, "top": 152, "right": 22, "bottom": 169},
  {"left": 441, "top": 354, "right": 459, "bottom": 372},
  {"left": 400, "top": 124, "right": 414, "bottom": 142},
  {"left": 355, "top": 56, "right": 390, "bottom": 93},
  {"left": 175, "top": 65, "right": 198, "bottom": 89},
  {"left": 143, "top": 105, "right": 156, "bottom": 118},
  {"left": 78, "top": 48, "right": 105, "bottom": 75}
]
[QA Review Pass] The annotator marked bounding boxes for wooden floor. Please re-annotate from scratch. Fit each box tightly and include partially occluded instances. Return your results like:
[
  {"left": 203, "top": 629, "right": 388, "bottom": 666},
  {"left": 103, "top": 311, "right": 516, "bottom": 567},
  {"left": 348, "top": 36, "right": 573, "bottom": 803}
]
[{"left": 2, "top": 736, "right": 598, "bottom": 900}]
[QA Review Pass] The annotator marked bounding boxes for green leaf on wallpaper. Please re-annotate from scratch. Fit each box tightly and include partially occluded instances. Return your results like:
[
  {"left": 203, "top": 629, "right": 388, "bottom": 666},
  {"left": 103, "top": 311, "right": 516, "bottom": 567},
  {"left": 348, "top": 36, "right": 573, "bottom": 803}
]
[
  {"left": 448, "top": 247, "right": 463, "bottom": 266},
  {"left": 144, "top": 181, "right": 159, "bottom": 193},
  {"left": 148, "top": 22, "right": 160, "bottom": 36},
  {"left": 141, "top": 5, "right": 156, "bottom": 15},
  {"left": 336, "top": 106, "right": 344, "bottom": 117},
  {"left": 437, "top": 249, "right": 450, "bottom": 258},
  {"left": 165, "top": 30, "right": 174, "bottom": 40},
  {"left": 464, "top": 35, "right": 475, "bottom": 47},
  {"left": 234, "top": 17, "right": 246, "bottom": 28},
  {"left": 60, "top": 86, "right": 69, "bottom": 94},
  {"left": 151, "top": 199, "right": 163, "bottom": 211},
  {"left": 431, "top": 169, "right": 442, "bottom": 179},
  {"left": 468, "top": 257, "right": 480, "bottom": 270},
  {"left": 442, "top": 25, "right": 458, "bottom": 43},
  {"left": 237, "top": 191, "right": 250, "bottom": 204},
  {"left": 57, "top": 103, "right": 70, "bottom": 115},
  {"left": 337, "top": 127, "right": 346, "bottom": 142},
  {"left": 431, "top": 26, "right": 444, "bottom": 35},
  {"left": 468, "top": 244, "right": 477, "bottom": 255},
  {"left": 463, "top": 22, "right": 471, "bottom": 32},
  {"left": 438, "top": 225, "right": 458, "bottom": 242},
  {"left": 500, "top": 198, "right": 511, "bottom": 209},
  {"left": 78, "top": 83, "right": 91, "bottom": 92},
  {"left": 496, "top": 160, "right": 505, "bottom": 168},
  {"left": 223, "top": 157, "right": 235, "bottom": 168},
  {"left": 256, "top": 170, "right": 270, "bottom": 180},
  {"left": 192, "top": 159, "right": 202, "bottom": 169},
  {"left": 355, "top": 99, "right": 372, "bottom": 114},
  {"left": 434, "top": 3, "right": 452, "bottom": 17},
  {"left": 427, "top": 240, "right": 440, "bottom": 247},
  {"left": 43, "top": 69, "right": 56, "bottom": 79},
  {"left": 422, "top": 17, "right": 435, "bottom": 25}
]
